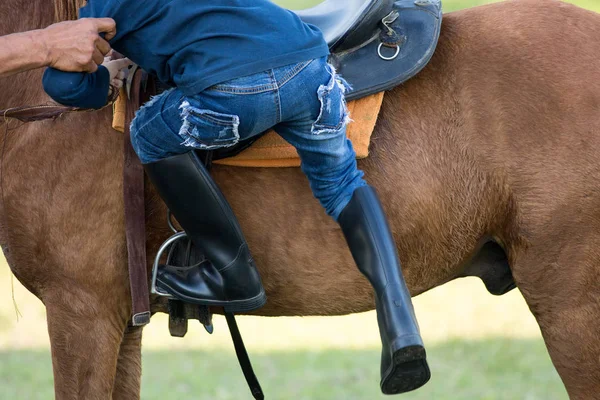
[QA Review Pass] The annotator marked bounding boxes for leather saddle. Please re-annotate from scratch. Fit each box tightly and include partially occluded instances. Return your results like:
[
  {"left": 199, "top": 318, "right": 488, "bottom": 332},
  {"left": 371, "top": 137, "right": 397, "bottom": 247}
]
[
  {"left": 296, "top": 0, "right": 443, "bottom": 101},
  {"left": 206, "top": 0, "right": 443, "bottom": 161}
]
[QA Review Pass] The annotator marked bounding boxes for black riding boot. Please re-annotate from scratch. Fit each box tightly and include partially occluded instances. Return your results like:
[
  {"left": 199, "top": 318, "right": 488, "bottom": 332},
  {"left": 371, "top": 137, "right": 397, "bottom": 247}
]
[
  {"left": 144, "top": 151, "right": 267, "bottom": 313},
  {"left": 338, "top": 186, "right": 430, "bottom": 394}
]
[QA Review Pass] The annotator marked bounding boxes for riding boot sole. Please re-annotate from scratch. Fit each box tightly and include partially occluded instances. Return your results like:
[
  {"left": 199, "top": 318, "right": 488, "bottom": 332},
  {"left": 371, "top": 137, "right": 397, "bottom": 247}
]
[
  {"left": 156, "top": 278, "right": 267, "bottom": 313},
  {"left": 380, "top": 345, "right": 430, "bottom": 395}
]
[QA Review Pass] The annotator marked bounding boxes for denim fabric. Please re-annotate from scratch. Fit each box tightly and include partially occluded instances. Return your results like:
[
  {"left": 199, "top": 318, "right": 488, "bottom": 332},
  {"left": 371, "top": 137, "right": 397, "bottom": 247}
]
[{"left": 130, "top": 56, "right": 367, "bottom": 220}]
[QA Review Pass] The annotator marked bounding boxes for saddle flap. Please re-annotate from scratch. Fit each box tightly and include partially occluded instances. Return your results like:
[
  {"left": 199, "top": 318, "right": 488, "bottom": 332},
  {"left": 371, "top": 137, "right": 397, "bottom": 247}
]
[{"left": 330, "top": 0, "right": 443, "bottom": 101}]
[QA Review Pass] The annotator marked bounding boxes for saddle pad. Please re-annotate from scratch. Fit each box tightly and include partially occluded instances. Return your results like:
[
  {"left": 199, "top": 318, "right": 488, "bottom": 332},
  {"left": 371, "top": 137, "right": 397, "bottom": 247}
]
[{"left": 112, "top": 90, "right": 384, "bottom": 168}]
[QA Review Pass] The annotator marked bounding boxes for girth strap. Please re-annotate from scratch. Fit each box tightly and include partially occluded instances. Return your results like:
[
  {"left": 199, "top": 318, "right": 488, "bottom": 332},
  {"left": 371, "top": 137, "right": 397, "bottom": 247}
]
[{"left": 124, "top": 70, "right": 151, "bottom": 326}]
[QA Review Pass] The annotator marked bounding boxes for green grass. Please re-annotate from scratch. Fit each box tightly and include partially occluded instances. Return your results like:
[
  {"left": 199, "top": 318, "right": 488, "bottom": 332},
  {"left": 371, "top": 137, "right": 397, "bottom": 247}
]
[
  {"left": 276, "top": 0, "right": 600, "bottom": 13},
  {"left": 0, "top": 339, "right": 567, "bottom": 400},
  {"left": 0, "top": 260, "right": 563, "bottom": 399}
]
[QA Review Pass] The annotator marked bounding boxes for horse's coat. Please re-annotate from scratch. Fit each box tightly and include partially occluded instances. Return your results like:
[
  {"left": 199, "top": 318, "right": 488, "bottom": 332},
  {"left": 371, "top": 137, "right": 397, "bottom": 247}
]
[{"left": 1, "top": 0, "right": 599, "bottom": 398}]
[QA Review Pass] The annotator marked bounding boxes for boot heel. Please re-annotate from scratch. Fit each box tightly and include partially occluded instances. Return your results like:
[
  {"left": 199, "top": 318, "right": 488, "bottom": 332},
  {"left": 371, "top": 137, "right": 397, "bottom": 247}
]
[
  {"left": 223, "top": 290, "right": 268, "bottom": 313},
  {"left": 381, "top": 345, "right": 430, "bottom": 394}
]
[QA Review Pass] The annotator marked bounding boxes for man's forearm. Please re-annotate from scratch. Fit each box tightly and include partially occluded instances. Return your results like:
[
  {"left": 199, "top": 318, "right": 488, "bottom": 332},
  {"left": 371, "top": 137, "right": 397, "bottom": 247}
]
[{"left": 0, "top": 30, "right": 49, "bottom": 78}]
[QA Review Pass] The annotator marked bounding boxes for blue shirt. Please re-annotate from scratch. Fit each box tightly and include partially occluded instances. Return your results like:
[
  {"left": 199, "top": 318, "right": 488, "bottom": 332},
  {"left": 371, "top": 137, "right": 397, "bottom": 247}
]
[{"left": 43, "top": 0, "right": 329, "bottom": 109}]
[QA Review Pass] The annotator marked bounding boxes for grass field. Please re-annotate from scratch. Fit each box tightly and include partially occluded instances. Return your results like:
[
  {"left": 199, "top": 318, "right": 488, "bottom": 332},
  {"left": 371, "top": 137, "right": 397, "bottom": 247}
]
[
  {"left": 0, "top": 262, "right": 569, "bottom": 399},
  {"left": 279, "top": 0, "right": 600, "bottom": 12},
  {"left": 0, "top": 339, "right": 566, "bottom": 400},
  {"left": 2, "top": 0, "right": 598, "bottom": 398}
]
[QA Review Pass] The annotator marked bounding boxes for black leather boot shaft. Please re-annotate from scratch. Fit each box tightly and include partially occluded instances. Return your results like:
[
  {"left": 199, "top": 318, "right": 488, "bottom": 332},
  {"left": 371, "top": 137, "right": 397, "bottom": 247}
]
[
  {"left": 338, "top": 185, "right": 430, "bottom": 394},
  {"left": 144, "top": 152, "right": 266, "bottom": 312}
]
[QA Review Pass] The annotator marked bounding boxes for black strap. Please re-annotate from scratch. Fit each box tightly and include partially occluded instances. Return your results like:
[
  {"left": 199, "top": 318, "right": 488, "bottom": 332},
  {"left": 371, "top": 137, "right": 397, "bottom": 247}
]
[
  {"left": 379, "top": 10, "right": 405, "bottom": 47},
  {"left": 225, "top": 312, "right": 264, "bottom": 400}
]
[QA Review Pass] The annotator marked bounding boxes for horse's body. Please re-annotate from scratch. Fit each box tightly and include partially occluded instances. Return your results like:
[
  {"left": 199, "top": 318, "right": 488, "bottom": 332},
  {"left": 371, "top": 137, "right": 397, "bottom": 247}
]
[{"left": 1, "top": 0, "right": 599, "bottom": 398}]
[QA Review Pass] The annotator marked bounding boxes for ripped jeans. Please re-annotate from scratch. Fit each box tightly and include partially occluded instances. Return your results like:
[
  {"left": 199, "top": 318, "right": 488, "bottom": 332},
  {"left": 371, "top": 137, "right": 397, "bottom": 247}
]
[{"left": 130, "top": 56, "right": 367, "bottom": 220}]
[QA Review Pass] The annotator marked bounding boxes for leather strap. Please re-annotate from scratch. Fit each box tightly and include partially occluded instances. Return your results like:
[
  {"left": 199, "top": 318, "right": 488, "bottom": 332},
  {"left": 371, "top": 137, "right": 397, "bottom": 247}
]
[
  {"left": 225, "top": 312, "right": 264, "bottom": 400},
  {"left": 0, "top": 90, "right": 120, "bottom": 123},
  {"left": 124, "top": 70, "right": 151, "bottom": 326}
]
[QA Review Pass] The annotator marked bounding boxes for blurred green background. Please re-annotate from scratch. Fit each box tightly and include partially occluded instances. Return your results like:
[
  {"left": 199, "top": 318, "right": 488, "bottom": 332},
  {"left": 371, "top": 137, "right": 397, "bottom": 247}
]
[
  {"left": 2, "top": 0, "right": 599, "bottom": 399},
  {"left": 281, "top": 0, "right": 600, "bottom": 12}
]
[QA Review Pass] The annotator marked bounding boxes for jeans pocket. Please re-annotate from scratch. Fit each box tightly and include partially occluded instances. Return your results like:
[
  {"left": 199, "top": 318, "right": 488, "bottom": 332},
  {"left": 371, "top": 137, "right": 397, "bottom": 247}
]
[
  {"left": 312, "top": 64, "right": 352, "bottom": 135},
  {"left": 179, "top": 100, "right": 240, "bottom": 150}
]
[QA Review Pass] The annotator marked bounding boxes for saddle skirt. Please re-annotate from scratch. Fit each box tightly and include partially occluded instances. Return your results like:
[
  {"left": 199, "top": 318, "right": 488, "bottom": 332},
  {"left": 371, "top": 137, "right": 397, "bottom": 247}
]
[
  {"left": 112, "top": 91, "right": 384, "bottom": 167},
  {"left": 297, "top": 0, "right": 443, "bottom": 101}
]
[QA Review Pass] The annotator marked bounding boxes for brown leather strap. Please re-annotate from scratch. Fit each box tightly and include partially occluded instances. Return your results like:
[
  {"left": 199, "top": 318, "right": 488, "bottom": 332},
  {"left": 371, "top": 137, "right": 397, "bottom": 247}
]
[
  {"left": 0, "top": 70, "right": 150, "bottom": 326},
  {"left": 124, "top": 70, "right": 151, "bottom": 326},
  {"left": 1, "top": 105, "right": 79, "bottom": 122},
  {"left": 0, "top": 90, "right": 120, "bottom": 123}
]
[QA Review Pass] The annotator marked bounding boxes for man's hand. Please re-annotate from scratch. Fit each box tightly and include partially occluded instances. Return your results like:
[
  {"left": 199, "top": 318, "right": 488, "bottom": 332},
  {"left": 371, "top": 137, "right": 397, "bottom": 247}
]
[
  {"left": 41, "top": 18, "right": 117, "bottom": 73},
  {"left": 103, "top": 57, "right": 133, "bottom": 94}
]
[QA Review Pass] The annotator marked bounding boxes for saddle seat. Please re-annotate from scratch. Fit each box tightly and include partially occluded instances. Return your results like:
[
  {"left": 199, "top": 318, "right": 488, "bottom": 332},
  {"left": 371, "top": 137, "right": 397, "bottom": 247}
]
[{"left": 295, "top": 0, "right": 395, "bottom": 51}]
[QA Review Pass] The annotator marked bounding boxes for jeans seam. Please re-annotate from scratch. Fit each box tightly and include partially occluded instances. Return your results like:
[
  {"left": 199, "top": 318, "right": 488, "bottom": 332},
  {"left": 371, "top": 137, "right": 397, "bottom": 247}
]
[
  {"left": 277, "top": 59, "right": 313, "bottom": 88},
  {"left": 208, "top": 83, "right": 277, "bottom": 95},
  {"left": 206, "top": 59, "right": 313, "bottom": 95},
  {"left": 275, "top": 89, "right": 282, "bottom": 123},
  {"left": 195, "top": 113, "right": 237, "bottom": 126},
  {"left": 268, "top": 69, "right": 282, "bottom": 123}
]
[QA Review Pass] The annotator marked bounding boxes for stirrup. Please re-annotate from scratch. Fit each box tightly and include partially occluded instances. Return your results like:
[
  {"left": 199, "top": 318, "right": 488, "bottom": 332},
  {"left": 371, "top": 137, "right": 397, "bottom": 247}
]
[
  {"left": 150, "top": 211, "right": 186, "bottom": 299},
  {"left": 151, "top": 210, "right": 265, "bottom": 400}
]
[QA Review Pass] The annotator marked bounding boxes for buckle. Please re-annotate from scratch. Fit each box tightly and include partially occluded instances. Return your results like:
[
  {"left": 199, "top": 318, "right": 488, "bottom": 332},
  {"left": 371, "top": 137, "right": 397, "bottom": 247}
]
[{"left": 378, "top": 10, "right": 405, "bottom": 61}]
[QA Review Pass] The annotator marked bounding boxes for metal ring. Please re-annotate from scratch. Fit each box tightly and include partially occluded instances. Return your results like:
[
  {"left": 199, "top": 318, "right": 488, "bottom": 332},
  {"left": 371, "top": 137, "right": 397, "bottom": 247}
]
[{"left": 378, "top": 43, "right": 401, "bottom": 61}]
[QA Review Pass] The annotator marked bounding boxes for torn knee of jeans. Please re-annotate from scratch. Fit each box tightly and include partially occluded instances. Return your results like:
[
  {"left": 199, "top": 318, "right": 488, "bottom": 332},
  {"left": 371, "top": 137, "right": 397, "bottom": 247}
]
[
  {"left": 312, "top": 65, "right": 353, "bottom": 135},
  {"left": 178, "top": 100, "right": 240, "bottom": 150}
]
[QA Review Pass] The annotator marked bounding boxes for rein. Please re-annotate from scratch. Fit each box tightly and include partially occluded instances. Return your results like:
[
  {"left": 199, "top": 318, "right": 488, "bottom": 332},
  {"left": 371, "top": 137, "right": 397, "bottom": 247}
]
[{"left": 0, "top": 89, "right": 120, "bottom": 123}]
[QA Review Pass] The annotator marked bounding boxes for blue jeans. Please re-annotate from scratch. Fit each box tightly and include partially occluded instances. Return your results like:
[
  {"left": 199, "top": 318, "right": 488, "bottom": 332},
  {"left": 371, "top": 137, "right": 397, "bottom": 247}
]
[{"left": 130, "top": 56, "right": 367, "bottom": 220}]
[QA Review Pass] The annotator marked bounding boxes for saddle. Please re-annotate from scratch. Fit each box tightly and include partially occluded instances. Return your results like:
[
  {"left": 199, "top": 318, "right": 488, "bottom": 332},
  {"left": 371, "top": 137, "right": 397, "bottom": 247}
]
[{"left": 112, "top": 0, "right": 443, "bottom": 167}]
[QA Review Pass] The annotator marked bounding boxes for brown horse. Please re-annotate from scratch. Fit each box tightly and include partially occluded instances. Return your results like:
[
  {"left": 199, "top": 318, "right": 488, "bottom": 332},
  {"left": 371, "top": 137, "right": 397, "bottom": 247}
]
[{"left": 1, "top": 0, "right": 599, "bottom": 398}]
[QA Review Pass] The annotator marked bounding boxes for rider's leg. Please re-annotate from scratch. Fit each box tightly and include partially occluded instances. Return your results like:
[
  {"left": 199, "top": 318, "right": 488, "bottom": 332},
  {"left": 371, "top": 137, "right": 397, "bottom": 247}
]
[
  {"left": 130, "top": 89, "right": 266, "bottom": 312},
  {"left": 275, "top": 57, "right": 430, "bottom": 394}
]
